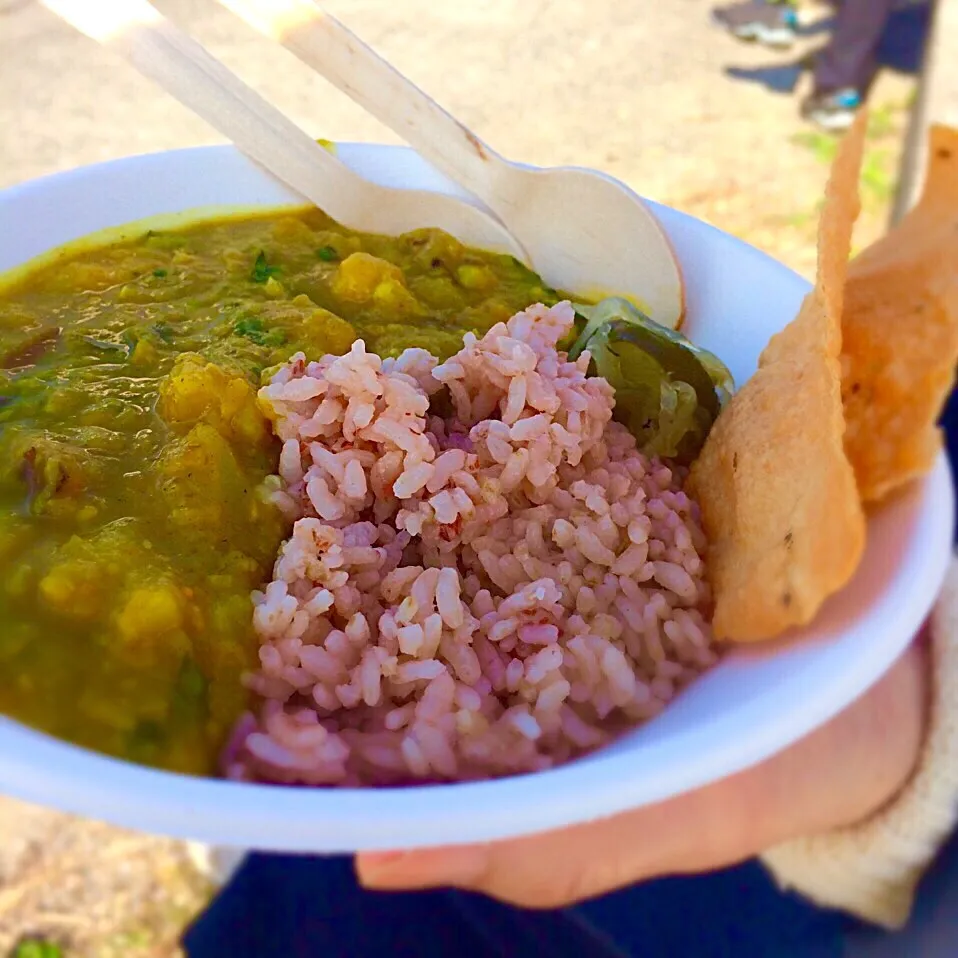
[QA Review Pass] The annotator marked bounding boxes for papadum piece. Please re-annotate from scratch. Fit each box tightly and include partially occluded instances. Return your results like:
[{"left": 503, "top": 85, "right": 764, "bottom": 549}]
[
  {"left": 689, "top": 113, "right": 868, "bottom": 643},
  {"left": 841, "top": 125, "right": 958, "bottom": 504}
]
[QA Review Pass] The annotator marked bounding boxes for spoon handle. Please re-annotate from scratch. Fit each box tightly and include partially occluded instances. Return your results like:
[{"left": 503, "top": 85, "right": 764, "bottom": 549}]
[
  {"left": 218, "top": 0, "right": 515, "bottom": 214},
  {"left": 39, "top": 0, "right": 369, "bottom": 221}
]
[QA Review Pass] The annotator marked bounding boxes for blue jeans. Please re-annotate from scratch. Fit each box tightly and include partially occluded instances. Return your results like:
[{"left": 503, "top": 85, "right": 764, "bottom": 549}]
[
  {"left": 184, "top": 388, "right": 958, "bottom": 957},
  {"left": 183, "top": 832, "right": 958, "bottom": 957}
]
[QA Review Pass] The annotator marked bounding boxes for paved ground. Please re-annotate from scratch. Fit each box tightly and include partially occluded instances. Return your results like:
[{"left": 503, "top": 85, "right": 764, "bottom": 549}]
[{"left": 0, "top": 0, "right": 920, "bottom": 954}]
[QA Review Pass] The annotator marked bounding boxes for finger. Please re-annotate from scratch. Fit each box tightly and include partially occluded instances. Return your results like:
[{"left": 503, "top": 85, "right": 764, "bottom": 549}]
[
  {"left": 358, "top": 845, "right": 489, "bottom": 892},
  {"left": 357, "top": 781, "right": 742, "bottom": 908}
]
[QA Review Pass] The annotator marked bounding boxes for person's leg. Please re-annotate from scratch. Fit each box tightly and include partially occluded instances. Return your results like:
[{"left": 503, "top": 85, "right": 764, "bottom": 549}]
[
  {"left": 182, "top": 851, "right": 855, "bottom": 957},
  {"left": 181, "top": 853, "right": 636, "bottom": 958},
  {"left": 813, "top": 0, "right": 897, "bottom": 94},
  {"left": 182, "top": 855, "right": 490, "bottom": 958},
  {"left": 801, "top": 0, "right": 896, "bottom": 130},
  {"left": 713, "top": 0, "right": 798, "bottom": 49}
]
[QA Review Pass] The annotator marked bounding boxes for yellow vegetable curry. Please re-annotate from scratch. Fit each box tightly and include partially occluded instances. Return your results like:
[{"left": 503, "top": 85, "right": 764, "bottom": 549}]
[{"left": 0, "top": 210, "right": 562, "bottom": 773}]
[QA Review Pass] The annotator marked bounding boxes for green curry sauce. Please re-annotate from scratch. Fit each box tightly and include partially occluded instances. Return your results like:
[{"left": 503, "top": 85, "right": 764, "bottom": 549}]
[{"left": 0, "top": 210, "right": 563, "bottom": 774}]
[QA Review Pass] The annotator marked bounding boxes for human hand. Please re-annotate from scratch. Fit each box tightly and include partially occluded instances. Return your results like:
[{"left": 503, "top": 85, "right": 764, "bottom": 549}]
[{"left": 356, "top": 637, "right": 929, "bottom": 908}]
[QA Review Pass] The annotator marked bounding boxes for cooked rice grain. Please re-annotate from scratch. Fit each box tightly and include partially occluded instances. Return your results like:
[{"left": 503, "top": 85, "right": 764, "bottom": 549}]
[{"left": 228, "top": 302, "right": 716, "bottom": 785}]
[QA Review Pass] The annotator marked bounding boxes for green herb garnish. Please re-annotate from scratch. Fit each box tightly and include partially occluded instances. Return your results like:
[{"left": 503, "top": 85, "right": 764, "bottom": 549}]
[
  {"left": 178, "top": 660, "right": 207, "bottom": 699},
  {"left": 316, "top": 245, "right": 338, "bottom": 262},
  {"left": 152, "top": 268, "right": 168, "bottom": 278},
  {"left": 233, "top": 316, "right": 286, "bottom": 347},
  {"left": 251, "top": 251, "right": 281, "bottom": 283}
]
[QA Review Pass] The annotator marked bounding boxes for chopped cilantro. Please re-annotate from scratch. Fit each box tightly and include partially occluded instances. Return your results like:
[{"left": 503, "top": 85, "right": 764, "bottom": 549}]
[
  {"left": 233, "top": 316, "right": 286, "bottom": 347},
  {"left": 234, "top": 316, "right": 264, "bottom": 339},
  {"left": 175, "top": 659, "right": 208, "bottom": 705},
  {"left": 316, "top": 245, "right": 338, "bottom": 262},
  {"left": 251, "top": 251, "right": 281, "bottom": 283},
  {"left": 152, "top": 268, "right": 168, "bottom": 278}
]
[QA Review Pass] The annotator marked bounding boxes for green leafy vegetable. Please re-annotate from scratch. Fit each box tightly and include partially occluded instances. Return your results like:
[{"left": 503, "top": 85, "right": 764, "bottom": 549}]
[
  {"left": 570, "top": 298, "right": 734, "bottom": 463},
  {"left": 152, "top": 268, "right": 168, "bottom": 278},
  {"left": 233, "top": 316, "right": 286, "bottom": 348},
  {"left": 316, "top": 245, "right": 339, "bottom": 262},
  {"left": 250, "top": 251, "right": 280, "bottom": 284}
]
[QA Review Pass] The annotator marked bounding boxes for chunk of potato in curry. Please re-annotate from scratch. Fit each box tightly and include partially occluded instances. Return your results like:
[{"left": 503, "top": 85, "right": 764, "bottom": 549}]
[{"left": 0, "top": 210, "right": 562, "bottom": 774}]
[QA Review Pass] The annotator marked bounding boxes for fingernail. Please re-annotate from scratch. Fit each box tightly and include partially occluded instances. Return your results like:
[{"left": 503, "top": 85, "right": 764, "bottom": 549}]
[
  {"left": 358, "top": 846, "right": 486, "bottom": 889},
  {"left": 361, "top": 850, "right": 407, "bottom": 870},
  {"left": 355, "top": 850, "right": 410, "bottom": 888}
]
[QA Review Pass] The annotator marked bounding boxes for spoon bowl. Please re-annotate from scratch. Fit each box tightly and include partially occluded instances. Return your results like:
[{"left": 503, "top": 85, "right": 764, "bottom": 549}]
[{"left": 492, "top": 164, "right": 686, "bottom": 318}]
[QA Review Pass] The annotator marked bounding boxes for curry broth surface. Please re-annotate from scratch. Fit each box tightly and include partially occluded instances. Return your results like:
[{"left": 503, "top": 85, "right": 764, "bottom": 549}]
[{"left": 0, "top": 209, "right": 560, "bottom": 773}]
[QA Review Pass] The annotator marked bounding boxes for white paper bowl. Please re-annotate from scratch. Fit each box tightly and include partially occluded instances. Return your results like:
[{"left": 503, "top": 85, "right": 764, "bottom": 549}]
[{"left": 0, "top": 144, "right": 952, "bottom": 852}]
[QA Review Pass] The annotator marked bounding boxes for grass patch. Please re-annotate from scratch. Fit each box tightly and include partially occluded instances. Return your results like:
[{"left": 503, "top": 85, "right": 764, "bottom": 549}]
[
  {"left": 764, "top": 206, "right": 818, "bottom": 232},
  {"left": 861, "top": 148, "right": 895, "bottom": 204},
  {"left": 791, "top": 122, "right": 898, "bottom": 210},
  {"left": 790, "top": 130, "right": 838, "bottom": 165},
  {"left": 780, "top": 209, "right": 816, "bottom": 229},
  {"left": 867, "top": 102, "right": 899, "bottom": 141},
  {"left": 103, "top": 928, "right": 155, "bottom": 954},
  {"left": 8, "top": 941, "right": 63, "bottom": 958}
]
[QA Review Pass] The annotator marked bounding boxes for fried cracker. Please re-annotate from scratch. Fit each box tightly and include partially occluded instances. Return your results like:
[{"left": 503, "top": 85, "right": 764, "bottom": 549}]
[
  {"left": 689, "top": 114, "right": 868, "bottom": 642},
  {"left": 841, "top": 125, "right": 958, "bottom": 503}
]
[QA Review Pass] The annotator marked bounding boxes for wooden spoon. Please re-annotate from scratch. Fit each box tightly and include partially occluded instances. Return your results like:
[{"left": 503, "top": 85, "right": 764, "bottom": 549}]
[
  {"left": 218, "top": 0, "right": 685, "bottom": 327},
  {"left": 39, "top": 0, "right": 526, "bottom": 258}
]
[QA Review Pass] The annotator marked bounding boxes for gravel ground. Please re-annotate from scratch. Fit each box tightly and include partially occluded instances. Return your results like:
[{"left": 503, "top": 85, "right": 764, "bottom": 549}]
[{"left": 0, "top": 0, "right": 917, "bottom": 954}]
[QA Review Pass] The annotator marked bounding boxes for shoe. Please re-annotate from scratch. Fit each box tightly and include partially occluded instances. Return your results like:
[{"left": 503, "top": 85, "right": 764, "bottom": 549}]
[
  {"left": 713, "top": 1, "right": 798, "bottom": 49},
  {"left": 800, "top": 88, "right": 862, "bottom": 132}
]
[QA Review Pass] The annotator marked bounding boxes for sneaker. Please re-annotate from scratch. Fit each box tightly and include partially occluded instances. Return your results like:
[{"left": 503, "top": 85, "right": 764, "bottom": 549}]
[
  {"left": 800, "top": 88, "right": 863, "bottom": 132},
  {"left": 713, "top": 1, "right": 798, "bottom": 49}
]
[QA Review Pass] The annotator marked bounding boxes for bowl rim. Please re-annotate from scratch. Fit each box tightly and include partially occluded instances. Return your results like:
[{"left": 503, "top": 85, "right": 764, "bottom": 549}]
[{"left": 0, "top": 143, "right": 952, "bottom": 852}]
